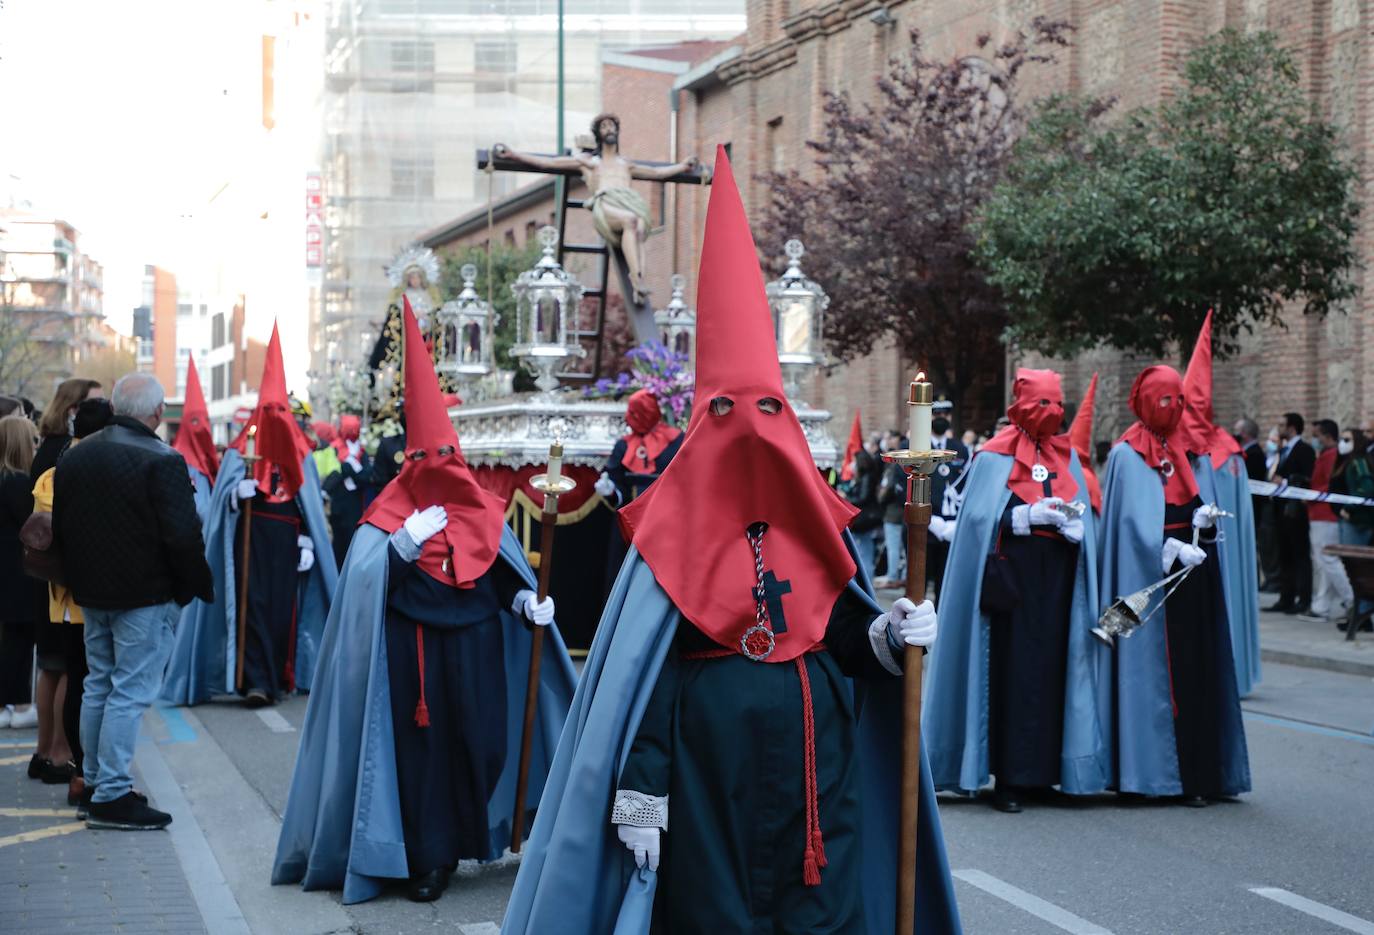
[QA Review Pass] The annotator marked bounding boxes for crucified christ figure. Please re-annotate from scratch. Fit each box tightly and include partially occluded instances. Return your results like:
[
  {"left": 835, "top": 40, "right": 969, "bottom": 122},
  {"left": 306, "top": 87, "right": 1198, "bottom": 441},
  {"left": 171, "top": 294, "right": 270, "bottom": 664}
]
[{"left": 493, "top": 113, "right": 705, "bottom": 305}]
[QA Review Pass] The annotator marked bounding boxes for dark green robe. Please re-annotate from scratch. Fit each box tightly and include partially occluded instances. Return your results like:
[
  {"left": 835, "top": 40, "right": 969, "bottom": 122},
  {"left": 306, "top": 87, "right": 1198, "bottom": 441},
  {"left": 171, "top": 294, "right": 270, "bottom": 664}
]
[{"left": 618, "top": 587, "right": 896, "bottom": 934}]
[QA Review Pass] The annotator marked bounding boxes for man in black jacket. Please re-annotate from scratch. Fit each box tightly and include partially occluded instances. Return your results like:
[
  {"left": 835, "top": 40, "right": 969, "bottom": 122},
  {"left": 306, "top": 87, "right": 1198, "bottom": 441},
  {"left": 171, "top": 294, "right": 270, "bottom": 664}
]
[
  {"left": 1235, "top": 417, "right": 1278, "bottom": 590},
  {"left": 1268, "top": 412, "right": 1317, "bottom": 614},
  {"left": 53, "top": 373, "right": 213, "bottom": 830}
]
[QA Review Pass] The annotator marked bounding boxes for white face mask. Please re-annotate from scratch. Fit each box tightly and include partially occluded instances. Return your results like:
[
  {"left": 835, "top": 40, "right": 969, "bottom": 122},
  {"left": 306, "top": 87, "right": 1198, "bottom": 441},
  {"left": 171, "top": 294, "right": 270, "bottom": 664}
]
[{"left": 1339, "top": 439, "right": 1355, "bottom": 456}]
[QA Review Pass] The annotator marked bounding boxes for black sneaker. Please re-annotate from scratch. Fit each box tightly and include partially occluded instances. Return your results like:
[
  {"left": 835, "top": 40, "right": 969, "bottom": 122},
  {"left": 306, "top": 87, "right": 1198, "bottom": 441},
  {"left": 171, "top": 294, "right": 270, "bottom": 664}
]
[
  {"left": 78, "top": 786, "right": 147, "bottom": 821},
  {"left": 86, "top": 791, "right": 171, "bottom": 831}
]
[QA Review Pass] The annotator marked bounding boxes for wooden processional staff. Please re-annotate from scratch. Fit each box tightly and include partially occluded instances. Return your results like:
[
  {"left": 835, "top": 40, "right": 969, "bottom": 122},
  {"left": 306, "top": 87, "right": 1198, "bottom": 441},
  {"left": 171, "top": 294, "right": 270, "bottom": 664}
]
[{"left": 881, "top": 373, "right": 955, "bottom": 934}]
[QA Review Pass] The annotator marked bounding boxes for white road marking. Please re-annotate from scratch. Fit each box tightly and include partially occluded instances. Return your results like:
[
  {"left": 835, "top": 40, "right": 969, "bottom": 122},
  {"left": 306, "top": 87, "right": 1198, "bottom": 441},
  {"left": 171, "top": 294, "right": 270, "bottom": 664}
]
[
  {"left": 1250, "top": 887, "right": 1374, "bottom": 934},
  {"left": 254, "top": 708, "right": 296, "bottom": 733},
  {"left": 954, "top": 869, "right": 1116, "bottom": 935},
  {"left": 458, "top": 924, "right": 501, "bottom": 935}
]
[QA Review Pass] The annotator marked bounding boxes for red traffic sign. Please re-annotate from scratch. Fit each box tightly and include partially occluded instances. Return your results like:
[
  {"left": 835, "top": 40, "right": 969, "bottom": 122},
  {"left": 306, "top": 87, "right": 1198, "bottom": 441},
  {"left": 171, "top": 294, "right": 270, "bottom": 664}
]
[{"left": 233, "top": 407, "right": 254, "bottom": 423}]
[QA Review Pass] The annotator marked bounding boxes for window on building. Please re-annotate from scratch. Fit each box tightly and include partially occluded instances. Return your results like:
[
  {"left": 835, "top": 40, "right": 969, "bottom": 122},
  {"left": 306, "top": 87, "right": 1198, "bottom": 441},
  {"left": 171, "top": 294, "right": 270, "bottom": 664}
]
[
  {"left": 390, "top": 40, "right": 435, "bottom": 92},
  {"left": 212, "top": 312, "right": 226, "bottom": 348},
  {"left": 525, "top": 220, "right": 538, "bottom": 242},
  {"left": 177, "top": 303, "right": 192, "bottom": 317},
  {"left": 474, "top": 39, "right": 516, "bottom": 94},
  {"left": 767, "top": 117, "right": 784, "bottom": 173},
  {"left": 504, "top": 228, "right": 516, "bottom": 246},
  {"left": 212, "top": 362, "right": 227, "bottom": 401},
  {"left": 392, "top": 155, "right": 435, "bottom": 198}
]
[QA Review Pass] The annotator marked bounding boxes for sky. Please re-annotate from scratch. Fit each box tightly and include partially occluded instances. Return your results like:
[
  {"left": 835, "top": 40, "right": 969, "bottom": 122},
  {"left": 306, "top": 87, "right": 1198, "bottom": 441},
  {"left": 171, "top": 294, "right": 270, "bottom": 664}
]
[{"left": 1, "top": 0, "right": 319, "bottom": 387}]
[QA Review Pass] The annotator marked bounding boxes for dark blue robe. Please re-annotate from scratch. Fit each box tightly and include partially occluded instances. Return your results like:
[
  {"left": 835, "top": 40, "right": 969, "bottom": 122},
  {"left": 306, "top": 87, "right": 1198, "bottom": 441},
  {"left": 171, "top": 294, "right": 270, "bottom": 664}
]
[
  {"left": 503, "top": 536, "right": 962, "bottom": 934},
  {"left": 924, "top": 450, "right": 1110, "bottom": 795},
  {"left": 161, "top": 448, "right": 337, "bottom": 705},
  {"left": 270, "top": 523, "right": 577, "bottom": 904},
  {"left": 1098, "top": 443, "right": 1250, "bottom": 797}
]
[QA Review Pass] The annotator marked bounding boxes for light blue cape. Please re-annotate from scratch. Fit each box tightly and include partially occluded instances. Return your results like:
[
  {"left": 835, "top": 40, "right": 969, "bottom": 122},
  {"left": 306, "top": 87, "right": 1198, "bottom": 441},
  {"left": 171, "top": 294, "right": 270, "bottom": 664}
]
[
  {"left": 271, "top": 522, "right": 577, "bottom": 904},
  {"left": 503, "top": 539, "right": 962, "bottom": 935},
  {"left": 161, "top": 448, "right": 338, "bottom": 705},
  {"left": 1211, "top": 453, "right": 1262, "bottom": 696},
  {"left": 923, "top": 450, "right": 1112, "bottom": 794},
  {"left": 1097, "top": 443, "right": 1250, "bottom": 796}
]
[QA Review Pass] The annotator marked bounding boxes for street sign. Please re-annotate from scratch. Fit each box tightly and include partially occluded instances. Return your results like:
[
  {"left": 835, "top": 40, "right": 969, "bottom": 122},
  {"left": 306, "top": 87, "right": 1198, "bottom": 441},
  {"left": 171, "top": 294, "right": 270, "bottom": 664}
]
[{"left": 233, "top": 407, "right": 253, "bottom": 423}]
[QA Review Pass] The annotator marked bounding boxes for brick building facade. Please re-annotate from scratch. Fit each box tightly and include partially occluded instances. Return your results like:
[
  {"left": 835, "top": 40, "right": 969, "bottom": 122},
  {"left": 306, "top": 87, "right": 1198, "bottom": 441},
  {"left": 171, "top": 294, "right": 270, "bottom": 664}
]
[{"left": 430, "top": 1, "right": 1374, "bottom": 447}]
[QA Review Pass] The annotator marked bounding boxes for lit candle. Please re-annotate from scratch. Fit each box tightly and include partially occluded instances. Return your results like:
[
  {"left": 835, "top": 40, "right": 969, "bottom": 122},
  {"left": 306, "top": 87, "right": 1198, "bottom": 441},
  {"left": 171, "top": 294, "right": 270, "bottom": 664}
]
[
  {"left": 909, "top": 373, "right": 932, "bottom": 452},
  {"left": 246, "top": 424, "right": 257, "bottom": 461}
]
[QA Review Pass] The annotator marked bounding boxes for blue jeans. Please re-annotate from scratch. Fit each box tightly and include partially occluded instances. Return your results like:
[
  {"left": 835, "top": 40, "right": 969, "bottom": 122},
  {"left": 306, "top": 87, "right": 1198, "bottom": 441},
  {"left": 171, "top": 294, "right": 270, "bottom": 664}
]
[
  {"left": 883, "top": 521, "right": 906, "bottom": 580},
  {"left": 854, "top": 528, "right": 880, "bottom": 580},
  {"left": 81, "top": 602, "right": 177, "bottom": 803}
]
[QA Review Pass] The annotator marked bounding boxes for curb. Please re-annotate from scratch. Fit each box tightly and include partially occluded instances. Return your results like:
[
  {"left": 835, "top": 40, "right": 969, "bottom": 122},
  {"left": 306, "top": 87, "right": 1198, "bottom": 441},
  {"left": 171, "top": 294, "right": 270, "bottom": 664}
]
[{"left": 1260, "top": 647, "right": 1374, "bottom": 679}]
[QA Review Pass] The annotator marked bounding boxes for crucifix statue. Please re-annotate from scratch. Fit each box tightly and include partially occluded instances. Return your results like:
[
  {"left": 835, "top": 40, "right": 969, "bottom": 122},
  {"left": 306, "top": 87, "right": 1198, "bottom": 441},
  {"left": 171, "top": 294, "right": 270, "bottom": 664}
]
[{"left": 489, "top": 114, "right": 709, "bottom": 310}]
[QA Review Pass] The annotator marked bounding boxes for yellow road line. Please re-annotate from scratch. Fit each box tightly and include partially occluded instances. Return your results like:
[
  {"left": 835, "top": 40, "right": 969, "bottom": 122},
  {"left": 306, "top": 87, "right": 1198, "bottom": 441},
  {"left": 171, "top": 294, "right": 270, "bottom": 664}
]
[
  {"left": 0, "top": 754, "right": 32, "bottom": 766},
  {"left": 0, "top": 808, "right": 73, "bottom": 818},
  {"left": 0, "top": 822, "right": 85, "bottom": 849}
]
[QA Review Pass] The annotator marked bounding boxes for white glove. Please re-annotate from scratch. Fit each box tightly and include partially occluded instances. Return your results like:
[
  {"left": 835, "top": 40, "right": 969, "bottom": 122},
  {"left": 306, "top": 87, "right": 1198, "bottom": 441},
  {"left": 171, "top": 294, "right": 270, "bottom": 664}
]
[
  {"left": 1177, "top": 543, "right": 1206, "bottom": 568},
  {"left": 296, "top": 535, "right": 315, "bottom": 573},
  {"left": 1192, "top": 505, "right": 1217, "bottom": 530},
  {"left": 886, "top": 597, "right": 938, "bottom": 647},
  {"left": 345, "top": 455, "right": 363, "bottom": 472},
  {"left": 616, "top": 824, "right": 660, "bottom": 871},
  {"left": 1028, "top": 497, "right": 1067, "bottom": 527},
  {"left": 515, "top": 589, "right": 555, "bottom": 626},
  {"left": 594, "top": 472, "right": 616, "bottom": 498},
  {"left": 1061, "top": 517, "right": 1085, "bottom": 545},
  {"left": 230, "top": 478, "right": 260, "bottom": 510},
  {"left": 929, "top": 515, "right": 954, "bottom": 543},
  {"left": 1161, "top": 537, "right": 1184, "bottom": 574},
  {"left": 403, "top": 505, "right": 448, "bottom": 547}
]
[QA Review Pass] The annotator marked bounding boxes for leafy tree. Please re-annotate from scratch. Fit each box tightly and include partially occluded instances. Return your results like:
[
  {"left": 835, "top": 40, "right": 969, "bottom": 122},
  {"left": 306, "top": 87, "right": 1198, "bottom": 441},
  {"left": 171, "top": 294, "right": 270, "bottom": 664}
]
[
  {"left": 0, "top": 300, "right": 67, "bottom": 398},
  {"left": 759, "top": 20, "right": 1073, "bottom": 417},
  {"left": 974, "top": 29, "right": 1360, "bottom": 361}
]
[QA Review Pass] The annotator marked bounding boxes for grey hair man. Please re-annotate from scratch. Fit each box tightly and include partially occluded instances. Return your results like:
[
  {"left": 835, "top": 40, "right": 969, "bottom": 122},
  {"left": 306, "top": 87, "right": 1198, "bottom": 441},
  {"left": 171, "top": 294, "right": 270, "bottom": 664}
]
[
  {"left": 53, "top": 371, "right": 212, "bottom": 830},
  {"left": 110, "top": 372, "right": 165, "bottom": 428}
]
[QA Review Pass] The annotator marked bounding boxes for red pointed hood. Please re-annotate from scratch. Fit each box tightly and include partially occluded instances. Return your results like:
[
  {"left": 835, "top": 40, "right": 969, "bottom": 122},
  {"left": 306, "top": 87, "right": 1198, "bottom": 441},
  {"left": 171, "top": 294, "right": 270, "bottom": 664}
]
[
  {"left": 229, "top": 322, "right": 311, "bottom": 501},
  {"left": 174, "top": 353, "right": 219, "bottom": 481},
  {"left": 840, "top": 410, "right": 863, "bottom": 483},
  {"left": 619, "top": 146, "right": 857, "bottom": 663},
  {"left": 1182, "top": 310, "right": 1243, "bottom": 469},
  {"left": 360, "top": 300, "right": 506, "bottom": 588},
  {"left": 1120, "top": 365, "right": 1200, "bottom": 505},
  {"left": 619, "top": 389, "right": 681, "bottom": 473},
  {"left": 980, "top": 368, "right": 1079, "bottom": 505},
  {"left": 1069, "top": 373, "right": 1101, "bottom": 513}
]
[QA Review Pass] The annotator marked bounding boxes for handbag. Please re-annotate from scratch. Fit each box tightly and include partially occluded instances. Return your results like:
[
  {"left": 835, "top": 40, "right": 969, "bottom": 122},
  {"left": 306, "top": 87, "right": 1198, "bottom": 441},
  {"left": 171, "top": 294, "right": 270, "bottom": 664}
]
[
  {"left": 20, "top": 511, "right": 63, "bottom": 584},
  {"left": 979, "top": 526, "right": 1020, "bottom": 616}
]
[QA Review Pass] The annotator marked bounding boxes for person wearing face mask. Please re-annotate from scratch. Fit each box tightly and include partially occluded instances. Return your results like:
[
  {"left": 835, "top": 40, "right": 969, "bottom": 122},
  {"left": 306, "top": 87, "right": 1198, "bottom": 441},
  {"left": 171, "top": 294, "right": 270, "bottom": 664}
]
[
  {"left": 1099, "top": 366, "right": 1250, "bottom": 808},
  {"left": 162, "top": 324, "right": 338, "bottom": 708},
  {"left": 1332, "top": 428, "right": 1374, "bottom": 548},
  {"left": 503, "top": 149, "right": 961, "bottom": 935},
  {"left": 925, "top": 369, "right": 1107, "bottom": 814},
  {"left": 1267, "top": 413, "right": 1316, "bottom": 614},
  {"left": 272, "top": 306, "right": 575, "bottom": 904},
  {"left": 1303, "top": 419, "right": 1353, "bottom": 623}
]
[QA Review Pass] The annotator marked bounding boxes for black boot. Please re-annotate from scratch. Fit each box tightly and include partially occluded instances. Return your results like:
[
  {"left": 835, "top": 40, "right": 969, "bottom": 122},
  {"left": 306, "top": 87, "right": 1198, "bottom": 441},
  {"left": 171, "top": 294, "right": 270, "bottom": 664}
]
[
  {"left": 1181, "top": 795, "right": 1208, "bottom": 809},
  {"left": 407, "top": 867, "right": 452, "bottom": 902},
  {"left": 992, "top": 783, "right": 1022, "bottom": 813},
  {"left": 243, "top": 689, "right": 272, "bottom": 708}
]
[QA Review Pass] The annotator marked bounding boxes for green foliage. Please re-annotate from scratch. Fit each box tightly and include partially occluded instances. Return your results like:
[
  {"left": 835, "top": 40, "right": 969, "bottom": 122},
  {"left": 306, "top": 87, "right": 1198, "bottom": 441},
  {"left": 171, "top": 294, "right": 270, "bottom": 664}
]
[
  {"left": 440, "top": 240, "right": 542, "bottom": 392},
  {"left": 974, "top": 29, "right": 1360, "bottom": 361}
]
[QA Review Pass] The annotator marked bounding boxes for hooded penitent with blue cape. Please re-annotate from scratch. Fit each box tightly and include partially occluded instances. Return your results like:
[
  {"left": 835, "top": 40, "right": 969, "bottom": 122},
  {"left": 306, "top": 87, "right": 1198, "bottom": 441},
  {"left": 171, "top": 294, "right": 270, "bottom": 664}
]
[
  {"left": 1099, "top": 365, "right": 1250, "bottom": 802},
  {"left": 1182, "top": 312, "right": 1261, "bottom": 697},
  {"left": 925, "top": 369, "right": 1111, "bottom": 808},
  {"left": 271, "top": 304, "right": 577, "bottom": 904},
  {"left": 161, "top": 324, "right": 337, "bottom": 706},
  {"left": 503, "top": 148, "right": 961, "bottom": 934}
]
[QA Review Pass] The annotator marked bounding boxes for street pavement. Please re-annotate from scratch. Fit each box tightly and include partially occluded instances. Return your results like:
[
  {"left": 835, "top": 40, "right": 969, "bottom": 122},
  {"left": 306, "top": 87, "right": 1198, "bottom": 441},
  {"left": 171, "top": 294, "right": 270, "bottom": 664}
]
[{"left": 2, "top": 613, "right": 1372, "bottom": 934}]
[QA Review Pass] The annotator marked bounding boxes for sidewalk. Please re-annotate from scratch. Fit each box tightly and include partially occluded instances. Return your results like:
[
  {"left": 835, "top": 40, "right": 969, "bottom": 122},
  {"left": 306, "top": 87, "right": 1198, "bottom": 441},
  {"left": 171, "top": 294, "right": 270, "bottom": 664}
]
[
  {"left": 0, "top": 730, "right": 208, "bottom": 934},
  {"left": 1257, "top": 607, "right": 1374, "bottom": 677}
]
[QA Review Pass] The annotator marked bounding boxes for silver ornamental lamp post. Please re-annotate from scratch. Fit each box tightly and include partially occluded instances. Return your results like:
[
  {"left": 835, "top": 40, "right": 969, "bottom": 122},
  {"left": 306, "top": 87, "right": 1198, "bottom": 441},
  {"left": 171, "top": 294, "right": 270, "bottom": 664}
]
[
  {"left": 435, "top": 263, "right": 495, "bottom": 387},
  {"left": 510, "top": 226, "right": 586, "bottom": 393},
  {"left": 765, "top": 239, "right": 829, "bottom": 407},
  {"left": 654, "top": 273, "right": 696, "bottom": 358}
]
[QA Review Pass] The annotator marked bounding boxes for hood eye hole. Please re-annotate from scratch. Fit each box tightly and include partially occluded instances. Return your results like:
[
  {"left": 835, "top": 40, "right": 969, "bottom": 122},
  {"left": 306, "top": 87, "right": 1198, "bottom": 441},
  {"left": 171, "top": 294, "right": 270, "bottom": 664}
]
[
  {"left": 437, "top": 445, "right": 456, "bottom": 456},
  {"left": 409, "top": 449, "right": 428, "bottom": 461},
  {"left": 710, "top": 397, "right": 734, "bottom": 416},
  {"left": 757, "top": 397, "right": 782, "bottom": 415}
]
